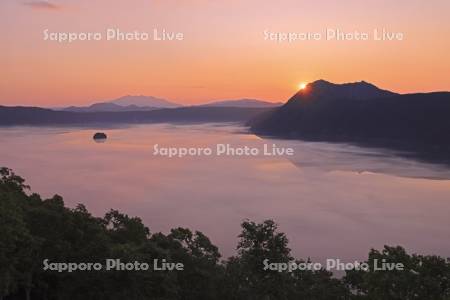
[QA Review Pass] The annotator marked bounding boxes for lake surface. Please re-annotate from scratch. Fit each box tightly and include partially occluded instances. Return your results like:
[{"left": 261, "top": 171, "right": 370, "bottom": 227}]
[{"left": 1, "top": 123, "right": 449, "bottom": 262}]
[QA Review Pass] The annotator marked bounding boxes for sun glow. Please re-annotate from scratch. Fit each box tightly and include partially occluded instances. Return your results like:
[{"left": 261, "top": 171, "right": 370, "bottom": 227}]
[{"left": 298, "top": 82, "right": 307, "bottom": 90}]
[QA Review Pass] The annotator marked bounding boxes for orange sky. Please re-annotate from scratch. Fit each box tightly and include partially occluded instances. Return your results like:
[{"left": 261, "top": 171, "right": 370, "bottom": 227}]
[{"left": 1, "top": 0, "right": 450, "bottom": 106}]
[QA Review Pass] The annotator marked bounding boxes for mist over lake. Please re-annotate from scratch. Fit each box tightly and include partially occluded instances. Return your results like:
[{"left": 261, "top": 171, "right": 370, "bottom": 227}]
[{"left": 1, "top": 123, "right": 449, "bottom": 262}]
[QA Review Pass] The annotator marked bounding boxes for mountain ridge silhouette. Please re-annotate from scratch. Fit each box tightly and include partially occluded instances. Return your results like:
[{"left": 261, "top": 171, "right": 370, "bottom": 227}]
[{"left": 249, "top": 80, "right": 450, "bottom": 164}]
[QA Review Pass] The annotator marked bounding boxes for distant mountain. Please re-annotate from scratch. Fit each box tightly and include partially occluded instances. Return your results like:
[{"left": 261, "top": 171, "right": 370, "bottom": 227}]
[
  {"left": 199, "top": 98, "right": 283, "bottom": 108},
  {"left": 63, "top": 102, "right": 158, "bottom": 112},
  {"left": 110, "top": 95, "right": 181, "bottom": 108},
  {"left": 62, "top": 97, "right": 279, "bottom": 112},
  {"left": 249, "top": 80, "right": 450, "bottom": 164},
  {"left": 62, "top": 95, "right": 181, "bottom": 112}
]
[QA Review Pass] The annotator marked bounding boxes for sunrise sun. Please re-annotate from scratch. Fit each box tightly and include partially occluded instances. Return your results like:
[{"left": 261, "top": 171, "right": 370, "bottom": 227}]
[{"left": 298, "top": 82, "right": 307, "bottom": 90}]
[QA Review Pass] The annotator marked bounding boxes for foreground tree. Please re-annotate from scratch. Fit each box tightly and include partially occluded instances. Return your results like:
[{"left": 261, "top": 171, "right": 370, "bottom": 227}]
[
  {"left": 1, "top": 167, "right": 449, "bottom": 300},
  {"left": 0, "top": 168, "right": 32, "bottom": 299},
  {"left": 223, "top": 220, "right": 349, "bottom": 300},
  {"left": 344, "top": 245, "right": 450, "bottom": 300}
]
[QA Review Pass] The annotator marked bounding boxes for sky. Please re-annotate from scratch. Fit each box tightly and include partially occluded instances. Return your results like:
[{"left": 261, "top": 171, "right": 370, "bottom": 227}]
[{"left": 1, "top": 0, "right": 450, "bottom": 106}]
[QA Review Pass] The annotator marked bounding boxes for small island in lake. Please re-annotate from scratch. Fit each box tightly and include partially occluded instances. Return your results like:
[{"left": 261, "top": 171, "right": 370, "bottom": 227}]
[{"left": 93, "top": 132, "right": 107, "bottom": 140}]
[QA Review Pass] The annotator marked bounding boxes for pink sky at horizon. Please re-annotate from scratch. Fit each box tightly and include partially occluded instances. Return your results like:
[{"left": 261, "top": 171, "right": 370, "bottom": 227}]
[{"left": 1, "top": 0, "right": 450, "bottom": 106}]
